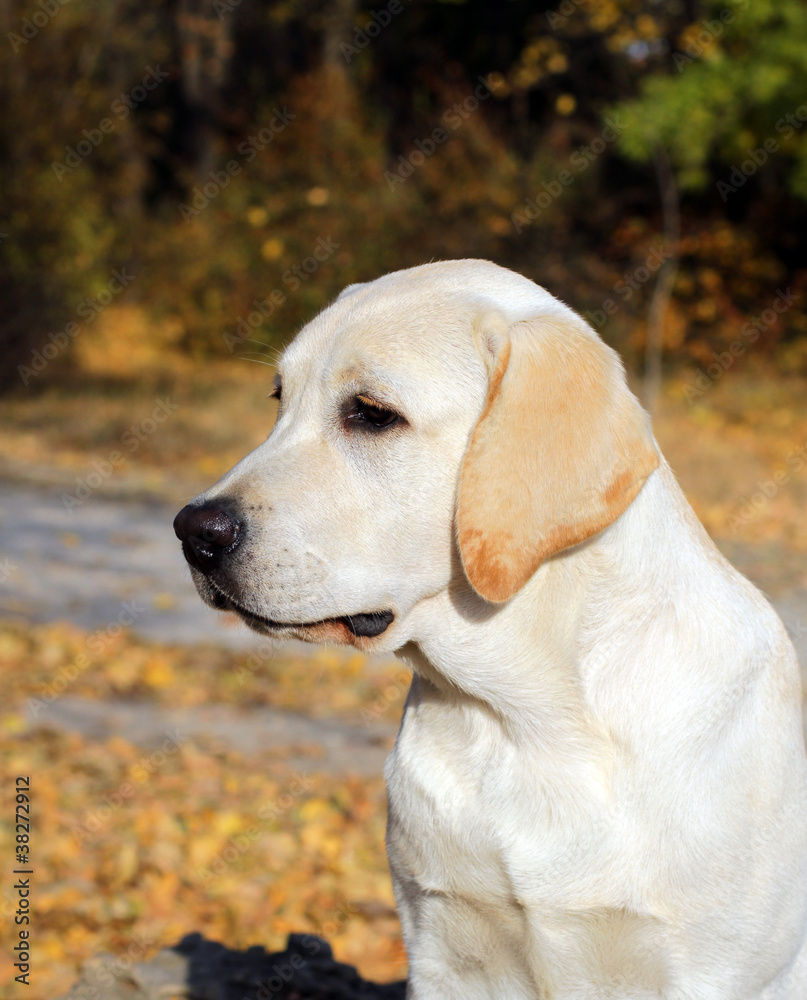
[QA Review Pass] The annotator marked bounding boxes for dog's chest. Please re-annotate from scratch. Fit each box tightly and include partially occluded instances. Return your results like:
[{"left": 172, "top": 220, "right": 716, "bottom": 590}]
[
  {"left": 384, "top": 699, "right": 684, "bottom": 995},
  {"left": 385, "top": 695, "right": 616, "bottom": 909}
]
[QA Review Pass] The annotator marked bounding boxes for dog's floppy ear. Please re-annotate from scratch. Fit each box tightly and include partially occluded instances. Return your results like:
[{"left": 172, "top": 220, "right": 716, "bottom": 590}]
[{"left": 457, "top": 313, "right": 659, "bottom": 603}]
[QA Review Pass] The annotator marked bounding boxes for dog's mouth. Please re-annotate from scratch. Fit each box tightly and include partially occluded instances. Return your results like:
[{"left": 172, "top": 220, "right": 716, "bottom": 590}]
[{"left": 206, "top": 582, "right": 394, "bottom": 638}]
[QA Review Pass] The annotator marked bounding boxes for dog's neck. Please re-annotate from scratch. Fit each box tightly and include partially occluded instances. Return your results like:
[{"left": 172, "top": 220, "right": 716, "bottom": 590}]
[{"left": 400, "top": 459, "right": 716, "bottom": 756}]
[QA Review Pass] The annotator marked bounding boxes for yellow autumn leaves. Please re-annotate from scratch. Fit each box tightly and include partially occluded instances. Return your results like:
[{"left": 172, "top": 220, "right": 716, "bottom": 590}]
[{"left": 0, "top": 622, "right": 408, "bottom": 1000}]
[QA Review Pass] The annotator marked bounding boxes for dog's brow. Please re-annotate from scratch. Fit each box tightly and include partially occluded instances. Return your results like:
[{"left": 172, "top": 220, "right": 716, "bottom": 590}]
[{"left": 340, "top": 361, "right": 407, "bottom": 406}]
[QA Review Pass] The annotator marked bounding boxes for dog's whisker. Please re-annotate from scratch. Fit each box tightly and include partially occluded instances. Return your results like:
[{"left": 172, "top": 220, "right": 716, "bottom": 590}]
[
  {"left": 235, "top": 357, "right": 275, "bottom": 368},
  {"left": 245, "top": 344, "right": 284, "bottom": 364},
  {"left": 237, "top": 338, "right": 284, "bottom": 359}
]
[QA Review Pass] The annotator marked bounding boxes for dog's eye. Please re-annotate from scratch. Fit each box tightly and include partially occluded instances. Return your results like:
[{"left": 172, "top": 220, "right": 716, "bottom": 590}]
[
  {"left": 269, "top": 376, "right": 281, "bottom": 401},
  {"left": 345, "top": 394, "right": 402, "bottom": 431}
]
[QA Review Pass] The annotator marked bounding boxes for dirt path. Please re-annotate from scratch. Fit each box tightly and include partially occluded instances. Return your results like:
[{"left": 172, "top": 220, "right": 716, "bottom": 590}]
[
  {"left": 2, "top": 480, "right": 805, "bottom": 658},
  {"left": 3, "top": 481, "right": 805, "bottom": 761},
  {"left": 0, "top": 482, "right": 278, "bottom": 649},
  {"left": 39, "top": 694, "right": 395, "bottom": 777}
]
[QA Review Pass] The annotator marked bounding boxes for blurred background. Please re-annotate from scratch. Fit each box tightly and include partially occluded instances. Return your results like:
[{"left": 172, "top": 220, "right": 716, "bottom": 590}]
[{"left": 1, "top": 0, "right": 807, "bottom": 995}]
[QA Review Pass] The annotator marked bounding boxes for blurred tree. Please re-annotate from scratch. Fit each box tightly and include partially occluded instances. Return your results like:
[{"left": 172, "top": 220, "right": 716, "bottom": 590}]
[
  {"left": 613, "top": 0, "right": 807, "bottom": 196},
  {"left": 1, "top": 0, "right": 805, "bottom": 391}
]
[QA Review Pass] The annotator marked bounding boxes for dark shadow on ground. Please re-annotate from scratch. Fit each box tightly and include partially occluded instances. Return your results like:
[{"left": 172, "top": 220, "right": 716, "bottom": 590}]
[{"left": 58, "top": 932, "right": 407, "bottom": 1000}]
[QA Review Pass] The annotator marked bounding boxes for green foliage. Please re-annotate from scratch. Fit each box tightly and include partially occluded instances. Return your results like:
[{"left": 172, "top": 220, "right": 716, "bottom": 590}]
[{"left": 613, "top": 0, "right": 807, "bottom": 194}]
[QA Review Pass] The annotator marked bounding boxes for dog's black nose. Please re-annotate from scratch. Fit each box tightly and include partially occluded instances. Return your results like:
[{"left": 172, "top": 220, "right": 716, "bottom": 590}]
[{"left": 173, "top": 503, "right": 242, "bottom": 573}]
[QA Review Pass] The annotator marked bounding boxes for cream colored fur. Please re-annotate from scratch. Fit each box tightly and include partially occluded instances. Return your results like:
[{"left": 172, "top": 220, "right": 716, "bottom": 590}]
[{"left": 190, "top": 260, "right": 807, "bottom": 999}]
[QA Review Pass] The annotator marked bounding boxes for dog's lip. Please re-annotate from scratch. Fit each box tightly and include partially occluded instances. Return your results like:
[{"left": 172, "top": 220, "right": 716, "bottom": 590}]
[{"left": 207, "top": 582, "right": 394, "bottom": 637}]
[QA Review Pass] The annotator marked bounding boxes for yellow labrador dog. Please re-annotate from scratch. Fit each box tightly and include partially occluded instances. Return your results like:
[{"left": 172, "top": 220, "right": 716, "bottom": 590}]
[{"left": 175, "top": 260, "right": 807, "bottom": 999}]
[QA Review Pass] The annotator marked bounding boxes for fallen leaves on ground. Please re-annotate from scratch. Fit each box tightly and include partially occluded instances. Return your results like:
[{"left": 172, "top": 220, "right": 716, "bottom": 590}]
[
  {"left": 1, "top": 621, "right": 411, "bottom": 721},
  {"left": 0, "top": 624, "right": 408, "bottom": 1000}
]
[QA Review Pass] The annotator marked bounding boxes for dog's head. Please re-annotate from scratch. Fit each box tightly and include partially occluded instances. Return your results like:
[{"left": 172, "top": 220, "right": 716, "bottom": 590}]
[{"left": 175, "top": 260, "right": 658, "bottom": 651}]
